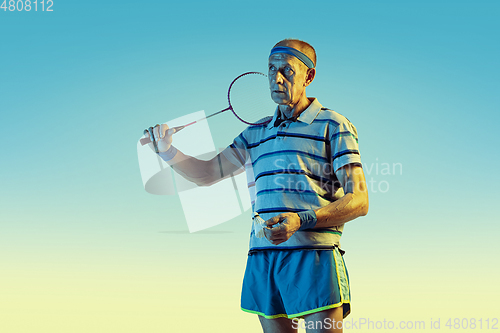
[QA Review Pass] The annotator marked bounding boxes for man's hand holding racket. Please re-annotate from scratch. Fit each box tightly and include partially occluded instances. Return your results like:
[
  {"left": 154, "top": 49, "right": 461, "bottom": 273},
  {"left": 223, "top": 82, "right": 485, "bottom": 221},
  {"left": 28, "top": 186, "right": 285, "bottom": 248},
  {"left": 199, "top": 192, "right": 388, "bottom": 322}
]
[{"left": 143, "top": 124, "right": 177, "bottom": 154}]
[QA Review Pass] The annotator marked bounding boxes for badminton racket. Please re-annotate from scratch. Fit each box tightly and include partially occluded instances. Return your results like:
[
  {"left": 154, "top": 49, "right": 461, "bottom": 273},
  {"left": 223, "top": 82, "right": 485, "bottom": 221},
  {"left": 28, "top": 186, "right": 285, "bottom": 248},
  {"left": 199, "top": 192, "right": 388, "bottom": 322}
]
[{"left": 140, "top": 71, "right": 275, "bottom": 147}]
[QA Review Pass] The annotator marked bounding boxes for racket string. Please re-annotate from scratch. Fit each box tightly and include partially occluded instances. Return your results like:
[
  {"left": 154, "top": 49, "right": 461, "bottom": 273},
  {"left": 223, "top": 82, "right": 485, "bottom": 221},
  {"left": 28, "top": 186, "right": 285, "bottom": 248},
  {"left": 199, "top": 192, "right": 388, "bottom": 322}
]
[{"left": 228, "top": 72, "right": 276, "bottom": 125}]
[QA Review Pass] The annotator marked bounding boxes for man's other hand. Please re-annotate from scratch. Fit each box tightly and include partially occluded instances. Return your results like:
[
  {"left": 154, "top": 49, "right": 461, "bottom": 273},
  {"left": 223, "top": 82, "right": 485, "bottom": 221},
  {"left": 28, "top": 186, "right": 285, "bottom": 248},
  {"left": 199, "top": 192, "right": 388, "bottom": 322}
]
[{"left": 264, "top": 213, "right": 301, "bottom": 245}]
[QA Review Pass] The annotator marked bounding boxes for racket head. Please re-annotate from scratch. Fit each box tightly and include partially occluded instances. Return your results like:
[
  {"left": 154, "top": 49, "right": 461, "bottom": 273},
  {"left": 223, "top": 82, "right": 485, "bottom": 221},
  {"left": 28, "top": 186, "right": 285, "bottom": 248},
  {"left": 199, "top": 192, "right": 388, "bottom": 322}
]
[{"left": 227, "top": 72, "right": 277, "bottom": 126}]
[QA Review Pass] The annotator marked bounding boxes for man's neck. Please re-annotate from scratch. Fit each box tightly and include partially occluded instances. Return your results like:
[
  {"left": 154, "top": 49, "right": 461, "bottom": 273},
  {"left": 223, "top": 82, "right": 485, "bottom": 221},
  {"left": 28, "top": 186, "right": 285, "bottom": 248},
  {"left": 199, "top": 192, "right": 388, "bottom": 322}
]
[{"left": 278, "top": 96, "right": 312, "bottom": 120}]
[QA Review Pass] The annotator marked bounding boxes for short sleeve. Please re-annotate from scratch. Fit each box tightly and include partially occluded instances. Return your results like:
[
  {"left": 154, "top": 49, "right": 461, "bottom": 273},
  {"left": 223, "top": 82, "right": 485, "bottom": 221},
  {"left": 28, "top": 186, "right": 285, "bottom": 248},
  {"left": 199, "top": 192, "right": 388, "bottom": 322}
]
[
  {"left": 330, "top": 120, "right": 362, "bottom": 172},
  {"left": 221, "top": 132, "right": 248, "bottom": 169}
]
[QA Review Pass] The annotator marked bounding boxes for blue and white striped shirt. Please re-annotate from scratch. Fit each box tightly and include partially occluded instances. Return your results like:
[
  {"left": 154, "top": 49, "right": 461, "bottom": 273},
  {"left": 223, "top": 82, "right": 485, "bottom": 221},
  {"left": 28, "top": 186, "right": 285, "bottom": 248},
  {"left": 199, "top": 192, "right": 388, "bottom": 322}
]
[{"left": 223, "top": 98, "right": 362, "bottom": 251}]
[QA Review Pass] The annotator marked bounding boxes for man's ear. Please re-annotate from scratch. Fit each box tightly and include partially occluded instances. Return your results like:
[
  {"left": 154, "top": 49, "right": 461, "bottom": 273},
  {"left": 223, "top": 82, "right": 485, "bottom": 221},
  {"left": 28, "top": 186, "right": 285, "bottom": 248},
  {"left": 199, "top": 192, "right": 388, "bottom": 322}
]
[{"left": 304, "top": 68, "right": 316, "bottom": 86}]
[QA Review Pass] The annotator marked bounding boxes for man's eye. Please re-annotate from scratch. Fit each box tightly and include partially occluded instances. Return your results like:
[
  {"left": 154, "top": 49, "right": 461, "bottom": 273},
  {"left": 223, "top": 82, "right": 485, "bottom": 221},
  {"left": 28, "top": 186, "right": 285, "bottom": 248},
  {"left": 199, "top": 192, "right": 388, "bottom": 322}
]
[{"left": 284, "top": 67, "right": 293, "bottom": 75}]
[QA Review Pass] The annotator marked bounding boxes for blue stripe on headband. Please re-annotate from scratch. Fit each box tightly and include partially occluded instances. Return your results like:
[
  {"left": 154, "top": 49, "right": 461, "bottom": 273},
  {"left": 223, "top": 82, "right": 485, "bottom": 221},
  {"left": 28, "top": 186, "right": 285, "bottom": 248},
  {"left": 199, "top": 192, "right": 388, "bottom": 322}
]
[{"left": 269, "top": 46, "right": 315, "bottom": 69}]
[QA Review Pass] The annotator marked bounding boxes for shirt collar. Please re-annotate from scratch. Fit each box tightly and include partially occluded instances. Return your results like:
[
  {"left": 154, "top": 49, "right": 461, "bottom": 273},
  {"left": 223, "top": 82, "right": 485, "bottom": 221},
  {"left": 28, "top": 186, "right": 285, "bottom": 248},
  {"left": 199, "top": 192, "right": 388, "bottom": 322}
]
[{"left": 266, "top": 98, "right": 322, "bottom": 129}]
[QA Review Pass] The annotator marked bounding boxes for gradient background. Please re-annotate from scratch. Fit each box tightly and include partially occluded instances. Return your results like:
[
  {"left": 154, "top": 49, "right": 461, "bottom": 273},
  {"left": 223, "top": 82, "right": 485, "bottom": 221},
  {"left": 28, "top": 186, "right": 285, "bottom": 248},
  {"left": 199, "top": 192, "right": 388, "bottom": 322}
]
[{"left": 1, "top": 1, "right": 499, "bottom": 332}]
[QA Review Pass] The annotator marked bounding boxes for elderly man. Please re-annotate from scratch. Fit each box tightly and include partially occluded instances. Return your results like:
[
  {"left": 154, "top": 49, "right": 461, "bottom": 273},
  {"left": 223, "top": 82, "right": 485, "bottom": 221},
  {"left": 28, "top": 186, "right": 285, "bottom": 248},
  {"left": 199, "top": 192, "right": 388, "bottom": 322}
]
[{"left": 146, "top": 39, "right": 368, "bottom": 333}]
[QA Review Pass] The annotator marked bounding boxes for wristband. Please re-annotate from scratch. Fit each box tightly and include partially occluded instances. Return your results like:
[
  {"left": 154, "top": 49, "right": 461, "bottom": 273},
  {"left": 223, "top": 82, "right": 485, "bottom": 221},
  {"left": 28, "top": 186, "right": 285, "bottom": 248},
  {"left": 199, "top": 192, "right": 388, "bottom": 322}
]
[
  {"left": 158, "top": 145, "right": 178, "bottom": 162},
  {"left": 297, "top": 210, "right": 317, "bottom": 230}
]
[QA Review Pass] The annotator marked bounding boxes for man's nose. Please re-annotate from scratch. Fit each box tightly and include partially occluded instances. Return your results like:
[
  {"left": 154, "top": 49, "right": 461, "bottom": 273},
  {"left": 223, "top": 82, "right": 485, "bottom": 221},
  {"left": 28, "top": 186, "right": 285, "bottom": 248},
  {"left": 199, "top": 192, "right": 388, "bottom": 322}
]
[{"left": 273, "top": 71, "right": 284, "bottom": 84}]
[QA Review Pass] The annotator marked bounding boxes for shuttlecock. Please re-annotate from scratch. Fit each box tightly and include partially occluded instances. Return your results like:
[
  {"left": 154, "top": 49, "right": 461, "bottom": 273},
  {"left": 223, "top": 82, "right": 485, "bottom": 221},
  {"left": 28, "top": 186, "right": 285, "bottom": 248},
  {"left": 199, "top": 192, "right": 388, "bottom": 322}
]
[{"left": 253, "top": 213, "right": 267, "bottom": 238}]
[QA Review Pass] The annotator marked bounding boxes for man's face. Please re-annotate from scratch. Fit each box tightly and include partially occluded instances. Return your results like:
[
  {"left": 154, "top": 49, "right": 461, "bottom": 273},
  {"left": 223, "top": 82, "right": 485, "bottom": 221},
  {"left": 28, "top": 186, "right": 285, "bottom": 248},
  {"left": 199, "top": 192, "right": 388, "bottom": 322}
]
[{"left": 268, "top": 53, "right": 308, "bottom": 107}]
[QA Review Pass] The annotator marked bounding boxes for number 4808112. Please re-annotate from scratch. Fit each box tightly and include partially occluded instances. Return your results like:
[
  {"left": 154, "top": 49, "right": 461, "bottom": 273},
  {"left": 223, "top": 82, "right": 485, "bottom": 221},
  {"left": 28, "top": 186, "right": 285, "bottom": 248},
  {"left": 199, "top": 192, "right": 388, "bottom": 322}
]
[{"left": 1, "top": 0, "right": 54, "bottom": 11}]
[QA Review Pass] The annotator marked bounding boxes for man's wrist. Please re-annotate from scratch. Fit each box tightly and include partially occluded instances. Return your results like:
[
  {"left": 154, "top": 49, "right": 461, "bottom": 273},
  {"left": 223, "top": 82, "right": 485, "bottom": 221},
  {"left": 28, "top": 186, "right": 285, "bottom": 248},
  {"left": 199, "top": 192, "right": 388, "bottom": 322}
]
[
  {"left": 297, "top": 210, "right": 317, "bottom": 230},
  {"left": 158, "top": 145, "right": 178, "bottom": 162}
]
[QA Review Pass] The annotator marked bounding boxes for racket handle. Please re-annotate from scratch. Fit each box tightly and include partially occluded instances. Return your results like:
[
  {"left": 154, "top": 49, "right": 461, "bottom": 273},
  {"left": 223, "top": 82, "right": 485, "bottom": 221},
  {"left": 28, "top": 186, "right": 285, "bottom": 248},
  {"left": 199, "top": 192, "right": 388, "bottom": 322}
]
[{"left": 140, "top": 125, "right": 185, "bottom": 146}]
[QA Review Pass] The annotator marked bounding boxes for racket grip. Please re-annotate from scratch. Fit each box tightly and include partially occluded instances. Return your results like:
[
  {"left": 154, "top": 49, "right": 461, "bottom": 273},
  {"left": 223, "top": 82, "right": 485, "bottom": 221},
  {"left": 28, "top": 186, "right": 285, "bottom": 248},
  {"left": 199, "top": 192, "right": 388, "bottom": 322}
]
[{"left": 140, "top": 125, "right": 185, "bottom": 146}]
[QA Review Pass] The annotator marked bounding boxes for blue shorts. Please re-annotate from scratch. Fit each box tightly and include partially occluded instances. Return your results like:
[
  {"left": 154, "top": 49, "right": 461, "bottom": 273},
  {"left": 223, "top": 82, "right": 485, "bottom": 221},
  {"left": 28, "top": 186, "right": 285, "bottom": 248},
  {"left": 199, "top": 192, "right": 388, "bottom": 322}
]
[{"left": 240, "top": 247, "right": 351, "bottom": 319}]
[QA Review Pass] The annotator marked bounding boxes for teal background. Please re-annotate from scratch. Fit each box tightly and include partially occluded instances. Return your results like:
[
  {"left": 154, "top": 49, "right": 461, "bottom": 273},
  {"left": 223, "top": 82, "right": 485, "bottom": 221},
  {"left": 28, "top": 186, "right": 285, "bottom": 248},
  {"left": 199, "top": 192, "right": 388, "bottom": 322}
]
[{"left": 1, "top": 1, "right": 499, "bottom": 332}]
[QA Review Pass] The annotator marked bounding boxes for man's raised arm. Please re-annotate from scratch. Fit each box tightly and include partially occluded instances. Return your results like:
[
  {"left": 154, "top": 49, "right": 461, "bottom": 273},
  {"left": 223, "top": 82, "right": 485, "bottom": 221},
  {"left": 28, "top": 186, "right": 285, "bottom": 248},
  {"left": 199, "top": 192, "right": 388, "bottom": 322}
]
[{"left": 144, "top": 124, "right": 243, "bottom": 186}]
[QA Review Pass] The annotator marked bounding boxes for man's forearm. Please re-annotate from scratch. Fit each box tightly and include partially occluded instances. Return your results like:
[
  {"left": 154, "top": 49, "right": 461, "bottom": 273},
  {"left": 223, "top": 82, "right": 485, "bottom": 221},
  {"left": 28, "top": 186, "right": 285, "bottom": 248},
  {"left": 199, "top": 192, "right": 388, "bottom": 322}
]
[
  {"left": 160, "top": 146, "right": 242, "bottom": 186},
  {"left": 161, "top": 147, "right": 219, "bottom": 186},
  {"left": 313, "top": 192, "right": 369, "bottom": 228}
]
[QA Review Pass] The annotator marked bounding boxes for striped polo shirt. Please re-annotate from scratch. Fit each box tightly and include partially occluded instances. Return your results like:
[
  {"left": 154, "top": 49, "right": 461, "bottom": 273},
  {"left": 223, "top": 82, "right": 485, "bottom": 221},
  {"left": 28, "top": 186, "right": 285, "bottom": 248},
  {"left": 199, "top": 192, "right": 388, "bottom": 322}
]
[{"left": 222, "top": 98, "right": 362, "bottom": 251}]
